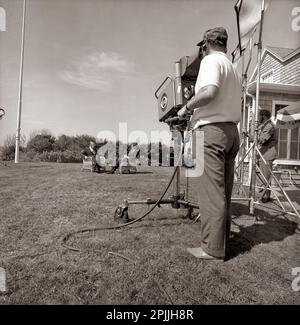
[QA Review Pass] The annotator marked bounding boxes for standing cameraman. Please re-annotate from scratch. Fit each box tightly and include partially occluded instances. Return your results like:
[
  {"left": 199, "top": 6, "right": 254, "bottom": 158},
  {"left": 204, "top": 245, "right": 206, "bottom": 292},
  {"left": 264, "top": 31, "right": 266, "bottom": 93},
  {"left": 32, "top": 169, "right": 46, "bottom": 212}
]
[{"left": 178, "top": 27, "right": 241, "bottom": 260}]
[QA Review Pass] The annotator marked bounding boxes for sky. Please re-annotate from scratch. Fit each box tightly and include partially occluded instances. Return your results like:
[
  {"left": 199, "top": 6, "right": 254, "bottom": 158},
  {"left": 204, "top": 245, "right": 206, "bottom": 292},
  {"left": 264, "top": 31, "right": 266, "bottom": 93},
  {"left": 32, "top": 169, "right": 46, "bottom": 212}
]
[{"left": 0, "top": 0, "right": 299, "bottom": 145}]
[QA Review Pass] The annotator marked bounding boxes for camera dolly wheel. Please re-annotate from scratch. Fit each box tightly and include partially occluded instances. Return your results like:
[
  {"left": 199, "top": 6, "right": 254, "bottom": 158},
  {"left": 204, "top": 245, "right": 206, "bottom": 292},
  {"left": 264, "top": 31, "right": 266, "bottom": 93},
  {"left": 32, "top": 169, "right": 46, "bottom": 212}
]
[{"left": 114, "top": 206, "right": 130, "bottom": 223}]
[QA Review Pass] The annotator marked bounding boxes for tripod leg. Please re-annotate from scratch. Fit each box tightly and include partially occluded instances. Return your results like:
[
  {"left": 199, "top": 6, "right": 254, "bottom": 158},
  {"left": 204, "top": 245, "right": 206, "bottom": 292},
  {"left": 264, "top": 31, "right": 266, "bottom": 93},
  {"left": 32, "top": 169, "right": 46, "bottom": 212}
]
[{"left": 249, "top": 197, "right": 255, "bottom": 215}]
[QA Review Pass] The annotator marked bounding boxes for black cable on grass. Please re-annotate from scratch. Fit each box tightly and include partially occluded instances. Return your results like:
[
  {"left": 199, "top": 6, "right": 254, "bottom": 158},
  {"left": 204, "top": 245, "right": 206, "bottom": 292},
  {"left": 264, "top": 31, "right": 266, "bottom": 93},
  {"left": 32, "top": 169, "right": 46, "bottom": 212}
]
[{"left": 61, "top": 166, "right": 179, "bottom": 252}]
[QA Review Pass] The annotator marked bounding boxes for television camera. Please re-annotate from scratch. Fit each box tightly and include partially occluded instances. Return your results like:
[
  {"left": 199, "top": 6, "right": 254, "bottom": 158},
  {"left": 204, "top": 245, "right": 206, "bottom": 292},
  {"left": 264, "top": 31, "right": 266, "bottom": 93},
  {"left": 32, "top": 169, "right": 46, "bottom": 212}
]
[{"left": 155, "top": 48, "right": 203, "bottom": 127}]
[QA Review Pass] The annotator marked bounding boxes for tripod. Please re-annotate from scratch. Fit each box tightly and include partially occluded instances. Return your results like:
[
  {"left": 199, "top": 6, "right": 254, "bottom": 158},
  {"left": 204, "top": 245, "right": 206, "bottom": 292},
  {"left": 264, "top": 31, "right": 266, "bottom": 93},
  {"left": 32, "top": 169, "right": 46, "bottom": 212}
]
[{"left": 235, "top": 138, "right": 300, "bottom": 219}]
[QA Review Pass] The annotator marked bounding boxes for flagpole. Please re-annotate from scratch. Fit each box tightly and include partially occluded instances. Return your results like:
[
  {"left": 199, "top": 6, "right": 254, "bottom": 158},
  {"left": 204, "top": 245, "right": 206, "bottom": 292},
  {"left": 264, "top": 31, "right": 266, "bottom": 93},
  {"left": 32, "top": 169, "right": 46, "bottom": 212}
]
[{"left": 15, "top": 0, "right": 26, "bottom": 163}]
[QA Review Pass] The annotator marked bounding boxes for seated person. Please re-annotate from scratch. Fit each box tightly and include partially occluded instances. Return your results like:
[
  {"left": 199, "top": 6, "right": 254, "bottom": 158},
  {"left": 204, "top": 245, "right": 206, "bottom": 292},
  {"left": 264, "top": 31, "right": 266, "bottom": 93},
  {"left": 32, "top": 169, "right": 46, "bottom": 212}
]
[{"left": 81, "top": 141, "right": 106, "bottom": 173}]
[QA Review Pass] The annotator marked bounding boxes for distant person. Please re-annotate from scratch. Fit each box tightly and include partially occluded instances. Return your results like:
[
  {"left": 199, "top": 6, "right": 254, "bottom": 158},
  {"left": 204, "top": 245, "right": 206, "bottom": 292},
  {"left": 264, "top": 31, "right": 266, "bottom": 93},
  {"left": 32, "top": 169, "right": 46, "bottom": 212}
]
[
  {"left": 257, "top": 109, "right": 277, "bottom": 203},
  {"left": 81, "top": 141, "right": 106, "bottom": 173}
]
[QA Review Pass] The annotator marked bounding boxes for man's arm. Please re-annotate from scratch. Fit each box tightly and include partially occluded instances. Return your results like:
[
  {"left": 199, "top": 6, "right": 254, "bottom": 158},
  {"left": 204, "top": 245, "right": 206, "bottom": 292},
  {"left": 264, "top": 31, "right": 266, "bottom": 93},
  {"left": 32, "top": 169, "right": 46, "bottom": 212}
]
[
  {"left": 188, "top": 85, "right": 219, "bottom": 110},
  {"left": 177, "top": 85, "right": 219, "bottom": 118}
]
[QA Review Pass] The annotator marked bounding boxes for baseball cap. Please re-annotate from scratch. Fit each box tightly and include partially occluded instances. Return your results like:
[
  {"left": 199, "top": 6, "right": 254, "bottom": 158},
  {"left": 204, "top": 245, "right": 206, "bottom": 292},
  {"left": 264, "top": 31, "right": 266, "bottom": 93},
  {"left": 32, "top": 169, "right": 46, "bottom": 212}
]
[{"left": 197, "top": 27, "right": 228, "bottom": 47}]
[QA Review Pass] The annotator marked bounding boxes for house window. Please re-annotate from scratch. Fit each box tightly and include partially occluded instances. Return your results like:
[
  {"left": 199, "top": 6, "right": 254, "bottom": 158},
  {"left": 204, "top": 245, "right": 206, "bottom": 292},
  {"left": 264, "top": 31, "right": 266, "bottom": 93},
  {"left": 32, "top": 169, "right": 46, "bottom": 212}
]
[
  {"left": 261, "top": 71, "right": 273, "bottom": 83},
  {"left": 273, "top": 101, "right": 300, "bottom": 160}
]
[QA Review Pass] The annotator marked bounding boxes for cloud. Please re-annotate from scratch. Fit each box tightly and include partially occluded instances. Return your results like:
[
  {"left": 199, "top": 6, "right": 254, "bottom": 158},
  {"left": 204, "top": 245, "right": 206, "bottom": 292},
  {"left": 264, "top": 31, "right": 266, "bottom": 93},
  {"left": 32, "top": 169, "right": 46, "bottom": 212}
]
[{"left": 60, "top": 51, "right": 135, "bottom": 91}]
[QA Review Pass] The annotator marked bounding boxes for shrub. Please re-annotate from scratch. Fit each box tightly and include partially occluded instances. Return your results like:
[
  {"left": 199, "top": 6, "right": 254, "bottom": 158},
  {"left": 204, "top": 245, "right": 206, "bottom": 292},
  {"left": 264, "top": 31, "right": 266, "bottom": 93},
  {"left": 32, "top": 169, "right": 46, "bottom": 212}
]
[
  {"left": 27, "top": 133, "right": 55, "bottom": 153},
  {"left": 1, "top": 134, "right": 26, "bottom": 161},
  {"left": 61, "top": 150, "right": 82, "bottom": 163},
  {"left": 21, "top": 149, "right": 41, "bottom": 162},
  {"left": 1, "top": 145, "right": 16, "bottom": 161}
]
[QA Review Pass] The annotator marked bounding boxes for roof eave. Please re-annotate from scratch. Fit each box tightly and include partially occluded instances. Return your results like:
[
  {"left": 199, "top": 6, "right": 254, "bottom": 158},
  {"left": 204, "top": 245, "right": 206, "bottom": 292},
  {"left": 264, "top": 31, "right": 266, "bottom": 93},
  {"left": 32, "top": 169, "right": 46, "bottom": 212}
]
[
  {"left": 247, "top": 82, "right": 300, "bottom": 95},
  {"left": 248, "top": 47, "right": 300, "bottom": 83}
]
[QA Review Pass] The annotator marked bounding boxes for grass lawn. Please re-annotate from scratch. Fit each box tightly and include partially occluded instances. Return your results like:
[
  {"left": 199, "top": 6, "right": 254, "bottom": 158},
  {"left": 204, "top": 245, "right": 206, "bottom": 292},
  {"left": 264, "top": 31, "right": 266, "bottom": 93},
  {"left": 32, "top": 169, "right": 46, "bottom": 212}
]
[{"left": 0, "top": 162, "right": 299, "bottom": 304}]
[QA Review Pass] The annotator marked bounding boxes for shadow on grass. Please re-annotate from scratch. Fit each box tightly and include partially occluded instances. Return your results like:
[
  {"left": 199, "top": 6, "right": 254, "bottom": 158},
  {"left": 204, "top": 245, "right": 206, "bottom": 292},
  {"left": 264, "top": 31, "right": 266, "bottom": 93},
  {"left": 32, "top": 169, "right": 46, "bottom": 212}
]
[
  {"left": 96, "top": 171, "right": 154, "bottom": 175},
  {"left": 228, "top": 202, "right": 299, "bottom": 260},
  {"left": 117, "top": 171, "right": 154, "bottom": 175}
]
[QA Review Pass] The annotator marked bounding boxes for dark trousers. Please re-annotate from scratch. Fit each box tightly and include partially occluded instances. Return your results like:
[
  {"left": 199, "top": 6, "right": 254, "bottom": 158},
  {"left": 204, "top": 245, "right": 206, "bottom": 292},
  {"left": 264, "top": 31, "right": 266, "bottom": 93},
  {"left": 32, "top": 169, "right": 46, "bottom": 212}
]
[{"left": 196, "top": 122, "right": 240, "bottom": 258}]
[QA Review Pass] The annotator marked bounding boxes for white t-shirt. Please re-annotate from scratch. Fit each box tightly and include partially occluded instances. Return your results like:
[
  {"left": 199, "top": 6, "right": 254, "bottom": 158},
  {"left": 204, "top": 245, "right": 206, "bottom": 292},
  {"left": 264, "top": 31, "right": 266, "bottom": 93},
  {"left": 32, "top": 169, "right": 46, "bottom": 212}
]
[{"left": 192, "top": 52, "right": 242, "bottom": 128}]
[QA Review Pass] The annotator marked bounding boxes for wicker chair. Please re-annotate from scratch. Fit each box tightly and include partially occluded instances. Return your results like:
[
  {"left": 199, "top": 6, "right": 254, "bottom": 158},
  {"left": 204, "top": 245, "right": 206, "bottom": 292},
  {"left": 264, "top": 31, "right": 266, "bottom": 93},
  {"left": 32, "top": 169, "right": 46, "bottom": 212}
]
[{"left": 81, "top": 156, "right": 94, "bottom": 172}]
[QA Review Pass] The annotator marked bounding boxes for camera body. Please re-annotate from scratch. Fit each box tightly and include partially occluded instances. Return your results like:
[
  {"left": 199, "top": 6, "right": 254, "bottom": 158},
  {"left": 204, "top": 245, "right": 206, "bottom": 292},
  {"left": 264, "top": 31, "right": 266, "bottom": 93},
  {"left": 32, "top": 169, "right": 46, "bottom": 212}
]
[{"left": 155, "top": 49, "right": 203, "bottom": 123}]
